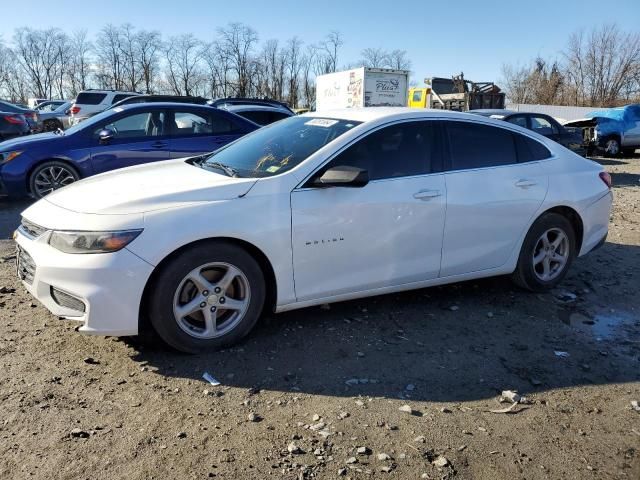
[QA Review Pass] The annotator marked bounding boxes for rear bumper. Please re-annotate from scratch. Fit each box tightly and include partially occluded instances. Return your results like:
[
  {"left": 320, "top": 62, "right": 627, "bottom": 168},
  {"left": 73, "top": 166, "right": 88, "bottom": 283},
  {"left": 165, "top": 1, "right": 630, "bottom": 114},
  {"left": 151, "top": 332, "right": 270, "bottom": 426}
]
[{"left": 578, "top": 191, "right": 612, "bottom": 256}]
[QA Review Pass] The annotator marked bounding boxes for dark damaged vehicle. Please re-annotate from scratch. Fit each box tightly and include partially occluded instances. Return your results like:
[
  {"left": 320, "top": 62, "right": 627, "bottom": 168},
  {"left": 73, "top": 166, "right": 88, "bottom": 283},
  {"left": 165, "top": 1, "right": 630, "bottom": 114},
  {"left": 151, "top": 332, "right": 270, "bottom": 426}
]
[
  {"left": 564, "top": 104, "right": 640, "bottom": 157},
  {"left": 469, "top": 109, "right": 586, "bottom": 156}
]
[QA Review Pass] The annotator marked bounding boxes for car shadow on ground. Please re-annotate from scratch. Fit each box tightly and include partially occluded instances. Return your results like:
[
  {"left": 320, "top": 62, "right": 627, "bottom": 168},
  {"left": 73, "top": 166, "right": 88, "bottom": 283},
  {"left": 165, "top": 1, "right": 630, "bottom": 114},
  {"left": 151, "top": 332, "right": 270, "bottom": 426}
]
[{"left": 125, "top": 241, "right": 640, "bottom": 403}]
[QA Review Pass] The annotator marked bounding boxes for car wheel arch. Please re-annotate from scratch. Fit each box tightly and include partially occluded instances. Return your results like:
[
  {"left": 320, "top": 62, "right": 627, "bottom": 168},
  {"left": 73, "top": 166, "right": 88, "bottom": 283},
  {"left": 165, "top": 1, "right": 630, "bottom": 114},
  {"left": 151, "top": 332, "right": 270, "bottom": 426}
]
[
  {"left": 138, "top": 236, "right": 278, "bottom": 333},
  {"left": 533, "top": 205, "right": 584, "bottom": 253},
  {"left": 26, "top": 158, "right": 81, "bottom": 193}
]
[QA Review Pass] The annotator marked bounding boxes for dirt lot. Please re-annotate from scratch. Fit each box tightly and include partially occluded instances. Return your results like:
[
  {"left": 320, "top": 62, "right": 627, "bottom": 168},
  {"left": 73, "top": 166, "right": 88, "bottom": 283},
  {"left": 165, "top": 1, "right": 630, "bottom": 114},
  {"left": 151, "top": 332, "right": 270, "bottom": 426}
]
[{"left": 0, "top": 157, "right": 638, "bottom": 480}]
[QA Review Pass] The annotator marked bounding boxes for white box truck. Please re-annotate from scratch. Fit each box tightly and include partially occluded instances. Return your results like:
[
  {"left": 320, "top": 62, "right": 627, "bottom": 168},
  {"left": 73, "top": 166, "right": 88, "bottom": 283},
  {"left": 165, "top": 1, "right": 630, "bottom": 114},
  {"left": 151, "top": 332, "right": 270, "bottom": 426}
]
[{"left": 315, "top": 67, "right": 409, "bottom": 111}]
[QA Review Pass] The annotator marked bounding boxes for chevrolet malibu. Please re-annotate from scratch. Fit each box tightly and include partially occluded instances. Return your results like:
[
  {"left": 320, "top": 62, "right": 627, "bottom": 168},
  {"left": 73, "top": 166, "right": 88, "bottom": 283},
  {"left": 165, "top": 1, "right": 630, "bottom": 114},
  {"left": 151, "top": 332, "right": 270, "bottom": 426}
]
[{"left": 15, "top": 109, "right": 612, "bottom": 353}]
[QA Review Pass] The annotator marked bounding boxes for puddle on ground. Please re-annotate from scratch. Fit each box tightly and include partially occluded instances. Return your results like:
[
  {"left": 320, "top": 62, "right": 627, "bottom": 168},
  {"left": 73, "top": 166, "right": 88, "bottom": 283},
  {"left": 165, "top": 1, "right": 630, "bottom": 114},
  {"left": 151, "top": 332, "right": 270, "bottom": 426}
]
[{"left": 559, "top": 308, "right": 638, "bottom": 340}]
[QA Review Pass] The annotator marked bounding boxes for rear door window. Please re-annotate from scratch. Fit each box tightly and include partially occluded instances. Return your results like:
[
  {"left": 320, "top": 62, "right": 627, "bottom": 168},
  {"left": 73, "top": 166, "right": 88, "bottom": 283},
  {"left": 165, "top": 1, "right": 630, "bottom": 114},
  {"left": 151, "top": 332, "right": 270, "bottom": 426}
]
[
  {"left": 171, "top": 110, "right": 241, "bottom": 136},
  {"left": 237, "top": 110, "right": 270, "bottom": 125},
  {"left": 76, "top": 92, "right": 108, "bottom": 105},
  {"left": 530, "top": 116, "right": 559, "bottom": 135},
  {"left": 445, "top": 121, "right": 517, "bottom": 170},
  {"left": 112, "top": 94, "right": 135, "bottom": 105},
  {"left": 506, "top": 115, "right": 528, "bottom": 128}
]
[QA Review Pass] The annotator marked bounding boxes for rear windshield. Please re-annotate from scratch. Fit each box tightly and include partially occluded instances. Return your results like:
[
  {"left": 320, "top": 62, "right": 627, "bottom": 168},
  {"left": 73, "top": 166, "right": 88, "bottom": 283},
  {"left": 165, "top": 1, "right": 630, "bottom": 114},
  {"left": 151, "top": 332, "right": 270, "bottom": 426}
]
[
  {"left": 75, "top": 92, "right": 107, "bottom": 105},
  {"left": 203, "top": 116, "right": 360, "bottom": 178}
]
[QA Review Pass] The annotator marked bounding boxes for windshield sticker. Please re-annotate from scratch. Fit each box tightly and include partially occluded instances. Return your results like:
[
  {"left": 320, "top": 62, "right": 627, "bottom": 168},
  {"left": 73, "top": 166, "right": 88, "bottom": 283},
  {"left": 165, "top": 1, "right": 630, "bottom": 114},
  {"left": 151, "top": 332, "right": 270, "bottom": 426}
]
[
  {"left": 266, "top": 165, "right": 281, "bottom": 173},
  {"left": 113, "top": 107, "right": 124, "bottom": 112},
  {"left": 305, "top": 118, "right": 339, "bottom": 127}
]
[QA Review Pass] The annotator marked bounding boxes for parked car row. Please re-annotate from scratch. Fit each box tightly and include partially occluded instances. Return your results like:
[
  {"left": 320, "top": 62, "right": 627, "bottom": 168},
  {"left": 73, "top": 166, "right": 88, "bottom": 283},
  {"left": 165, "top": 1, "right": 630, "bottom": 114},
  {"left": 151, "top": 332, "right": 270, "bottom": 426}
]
[
  {"left": 13, "top": 108, "right": 612, "bottom": 352},
  {"left": 0, "top": 102, "right": 259, "bottom": 198}
]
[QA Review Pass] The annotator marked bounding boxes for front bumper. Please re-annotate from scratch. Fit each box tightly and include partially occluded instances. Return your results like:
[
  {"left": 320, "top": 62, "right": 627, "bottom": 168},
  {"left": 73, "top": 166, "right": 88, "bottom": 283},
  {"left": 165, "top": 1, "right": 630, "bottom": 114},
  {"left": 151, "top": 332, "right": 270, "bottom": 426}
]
[{"left": 14, "top": 228, "right": 154, "bottom": 336}]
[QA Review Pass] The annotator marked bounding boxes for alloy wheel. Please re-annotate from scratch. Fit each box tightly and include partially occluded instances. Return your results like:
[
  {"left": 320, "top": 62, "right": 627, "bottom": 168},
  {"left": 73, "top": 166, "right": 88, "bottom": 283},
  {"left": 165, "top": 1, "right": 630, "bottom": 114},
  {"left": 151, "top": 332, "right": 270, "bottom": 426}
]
[
  {"left": 33, "top": 165, "right": 77, "bottom": 197},
  {"left": 605, "top": 139, "right": 620, "bottom": 156},
  {"left": 172, "top": 262, "right": 251, "bottom": 339},
  {"left": 532, "top": 228, "right": 569, "bottom": 282}
]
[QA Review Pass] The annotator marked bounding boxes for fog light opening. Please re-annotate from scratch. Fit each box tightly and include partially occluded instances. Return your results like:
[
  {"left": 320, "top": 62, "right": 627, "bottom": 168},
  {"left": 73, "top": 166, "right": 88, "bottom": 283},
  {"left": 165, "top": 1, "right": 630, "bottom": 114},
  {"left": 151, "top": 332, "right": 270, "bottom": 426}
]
[{"left": 50, "top": 287, "right": 86, "bottom": 314}]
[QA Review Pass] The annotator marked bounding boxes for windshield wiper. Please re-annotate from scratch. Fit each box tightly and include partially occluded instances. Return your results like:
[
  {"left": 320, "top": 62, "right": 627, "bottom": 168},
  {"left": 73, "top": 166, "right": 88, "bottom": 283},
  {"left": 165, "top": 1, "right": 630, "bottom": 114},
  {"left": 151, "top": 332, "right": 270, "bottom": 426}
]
[{"left": 205, "top": 161, "right": 239, "bottom": 178}]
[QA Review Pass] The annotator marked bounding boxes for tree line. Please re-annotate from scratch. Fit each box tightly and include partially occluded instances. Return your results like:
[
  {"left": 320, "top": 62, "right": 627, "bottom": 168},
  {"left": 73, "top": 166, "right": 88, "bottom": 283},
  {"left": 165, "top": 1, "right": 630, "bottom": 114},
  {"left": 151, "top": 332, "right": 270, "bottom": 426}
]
[
  {"left": 501, "top": 24, "right": 640, "bottom": 108},
  {"left": 2, "top": 22, "right": 638, "bottom": 109},
  {"left": 0, "top": 23, "right": 413, "bottom": 108}
]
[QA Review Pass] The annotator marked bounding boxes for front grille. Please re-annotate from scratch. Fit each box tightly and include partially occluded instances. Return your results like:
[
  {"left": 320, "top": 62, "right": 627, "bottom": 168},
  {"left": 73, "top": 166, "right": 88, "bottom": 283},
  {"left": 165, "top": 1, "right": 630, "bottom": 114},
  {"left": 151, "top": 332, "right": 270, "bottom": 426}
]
[
  {"left": 50, "top": 287, "right": 86, "bottom": 313},
  {"left": 20, "top": 218, "right": 47, "bottom": 238},
  {"left": 16, "top": 247, "right": 36, "bottom": 285}
]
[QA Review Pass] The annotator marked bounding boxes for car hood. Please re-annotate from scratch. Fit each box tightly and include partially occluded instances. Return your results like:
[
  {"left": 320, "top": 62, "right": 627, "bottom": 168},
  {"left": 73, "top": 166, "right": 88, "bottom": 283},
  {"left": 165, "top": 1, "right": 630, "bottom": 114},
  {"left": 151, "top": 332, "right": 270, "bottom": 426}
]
[
  {"left": 0, "top": 131, "right": 59, "bottom": 149},
  {"left": 44, "top": 159, "right": 259, "bottom": 215}
]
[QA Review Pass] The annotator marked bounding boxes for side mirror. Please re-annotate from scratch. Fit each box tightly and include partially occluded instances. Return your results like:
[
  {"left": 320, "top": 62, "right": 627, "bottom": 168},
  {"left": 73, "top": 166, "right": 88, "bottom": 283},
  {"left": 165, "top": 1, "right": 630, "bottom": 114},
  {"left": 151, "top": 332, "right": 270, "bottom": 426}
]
[
  {"left": 98, "top": 128, "right": 115, "bottom": 144},
  {"left": 312, "top": 166, "right": 369, "bottom": 188}
]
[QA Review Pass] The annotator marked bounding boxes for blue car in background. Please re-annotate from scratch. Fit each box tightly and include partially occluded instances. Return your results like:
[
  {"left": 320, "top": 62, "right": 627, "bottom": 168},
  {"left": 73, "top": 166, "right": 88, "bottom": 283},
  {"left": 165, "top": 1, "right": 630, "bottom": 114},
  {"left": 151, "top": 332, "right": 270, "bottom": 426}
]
[{"left": 0, "top": 102, "right": 258, "bottom": 198}]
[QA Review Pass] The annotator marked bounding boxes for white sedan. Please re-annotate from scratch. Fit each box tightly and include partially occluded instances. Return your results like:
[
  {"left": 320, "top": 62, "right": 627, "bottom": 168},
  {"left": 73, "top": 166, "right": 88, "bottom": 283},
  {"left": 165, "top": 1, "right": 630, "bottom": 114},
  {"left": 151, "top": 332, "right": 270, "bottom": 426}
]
[{"left": 14, "top": 108, "right": 612, "bottom": 353}]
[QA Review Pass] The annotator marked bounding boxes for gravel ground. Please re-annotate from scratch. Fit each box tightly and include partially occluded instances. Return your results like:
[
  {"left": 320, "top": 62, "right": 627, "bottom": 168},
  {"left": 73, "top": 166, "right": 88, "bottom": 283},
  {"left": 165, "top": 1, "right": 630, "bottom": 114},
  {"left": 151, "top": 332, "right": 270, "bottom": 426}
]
[{"left": 0, "top": 156, "right": 638, "bottom": 480}]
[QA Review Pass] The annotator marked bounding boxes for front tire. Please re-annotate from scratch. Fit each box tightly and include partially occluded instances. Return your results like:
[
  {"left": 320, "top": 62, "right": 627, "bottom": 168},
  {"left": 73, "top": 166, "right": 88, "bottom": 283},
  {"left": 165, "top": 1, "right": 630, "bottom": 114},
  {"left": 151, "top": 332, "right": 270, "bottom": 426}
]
[
  {"left": 603, "top": 137, "right": 621, "bottom": 157},
  {"left": 148, "top": 241, "right": 266, "bottom": 353},
  {"left": 29, "top": 161, "right": 79, "bottom": 199},
  {"left": 512, "top": 213, "right": 576, "bottom": 292}
]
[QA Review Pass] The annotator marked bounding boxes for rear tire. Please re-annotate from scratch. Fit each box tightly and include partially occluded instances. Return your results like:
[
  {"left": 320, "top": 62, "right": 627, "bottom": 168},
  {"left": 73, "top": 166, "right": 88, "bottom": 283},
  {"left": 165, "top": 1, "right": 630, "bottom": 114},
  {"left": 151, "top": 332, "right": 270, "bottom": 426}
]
[
  {"left": 148, "top": 241, "right": 266, "bottom": 353},
  {"left": 511, "top": 213, "right": 576, "bottom": 292}
]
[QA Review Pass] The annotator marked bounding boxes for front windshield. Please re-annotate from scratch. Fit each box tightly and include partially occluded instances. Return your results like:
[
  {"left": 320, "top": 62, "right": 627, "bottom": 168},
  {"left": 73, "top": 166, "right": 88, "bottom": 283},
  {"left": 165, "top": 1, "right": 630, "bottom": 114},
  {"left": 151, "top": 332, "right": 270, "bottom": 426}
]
[
  {"left": 64, "top": 108, "right": 123, "bottom": 135},
  {"left": 203, "top": 116, "right": 360, "bottom": 177}
]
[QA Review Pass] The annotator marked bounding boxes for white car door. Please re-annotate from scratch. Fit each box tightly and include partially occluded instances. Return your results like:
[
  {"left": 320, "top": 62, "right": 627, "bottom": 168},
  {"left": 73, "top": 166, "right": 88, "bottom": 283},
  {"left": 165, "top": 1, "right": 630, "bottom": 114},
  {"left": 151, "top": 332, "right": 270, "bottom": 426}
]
[
  {"left": 291, "top": 120, "right": 447, "bottom": 301},
  {"left": 440, "top": 121, "right": 549, "bottom": 277}
]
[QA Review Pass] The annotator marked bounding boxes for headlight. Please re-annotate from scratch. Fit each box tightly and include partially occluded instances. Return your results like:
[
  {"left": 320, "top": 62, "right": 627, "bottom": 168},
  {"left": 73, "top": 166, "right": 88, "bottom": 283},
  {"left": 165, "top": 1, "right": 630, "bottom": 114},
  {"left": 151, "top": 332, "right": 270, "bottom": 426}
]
[
  {"left": 0, "top": 151, "right": 23, "bottom": 165},
  {"left": 48, "top": 229, "right": 143, "bottom": 254}
]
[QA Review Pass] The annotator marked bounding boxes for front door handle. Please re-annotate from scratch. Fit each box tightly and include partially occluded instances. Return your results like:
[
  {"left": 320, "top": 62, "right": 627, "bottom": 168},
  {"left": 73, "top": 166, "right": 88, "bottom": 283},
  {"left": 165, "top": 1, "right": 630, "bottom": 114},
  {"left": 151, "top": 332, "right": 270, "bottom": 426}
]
[
  {"left": 152, "top": 141, "right": 168, "bottom": 149},
  {"left": 515, "top": 179, "right": 538, "bottom": 188},
  {"left": 413, "top": 189, "right": 442, "bottom": 200}
]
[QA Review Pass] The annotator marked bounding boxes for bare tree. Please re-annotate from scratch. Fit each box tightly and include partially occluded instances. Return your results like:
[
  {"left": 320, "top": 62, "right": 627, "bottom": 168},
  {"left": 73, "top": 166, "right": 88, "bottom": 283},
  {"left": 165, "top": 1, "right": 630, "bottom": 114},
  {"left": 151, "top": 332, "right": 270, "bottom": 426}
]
[
  {"left": 95, "top": 24, "right": 125, "bottom": 89},
  {"left": 164, "top": 34, "right": 203, "bottom": 96},
  {"left": 388, "top": 49, "right": 411, "bottom": 71},
  {"left": 218, "top": 23, "right": 259, "bottom": 97},
  {"left": 319, "top": 31, "right": 343, "bottom": 73},
  {"left": 286, "top": 37, "right": 303, "bottom": 106},
  {"left": 67, "top": 30, "right": 93, "bottom": 96},
  {"left": 360, "top": 47, "right": 389, "bottom": 68},
  {"left": 136, "top": 29, "right": 161, "bottom": 93},
  {"left": 13, "top": 27, "right": 67, "bottom": 98},
  {"left": 563, "top": 24, "right": 640, "bottom": 106},
  {"left": 300, "top": 45, "right": 317, "bottom": 107}
]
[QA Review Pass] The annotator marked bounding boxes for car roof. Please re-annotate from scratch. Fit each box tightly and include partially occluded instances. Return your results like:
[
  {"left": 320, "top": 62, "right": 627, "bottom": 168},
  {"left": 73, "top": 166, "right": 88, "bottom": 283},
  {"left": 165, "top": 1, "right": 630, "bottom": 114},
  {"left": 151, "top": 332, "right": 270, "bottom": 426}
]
[
  {"left": 468, "top": 109, "right": 517, "bottom": 117},
  {"left": 113, "top": 102, "right": 217, "bottom": 110},
  {"left": 302, "top": 107, "right": 496, "bottom": 123},
  {"left": 222, "top": 104, "right": 292, "bottom": 114}
]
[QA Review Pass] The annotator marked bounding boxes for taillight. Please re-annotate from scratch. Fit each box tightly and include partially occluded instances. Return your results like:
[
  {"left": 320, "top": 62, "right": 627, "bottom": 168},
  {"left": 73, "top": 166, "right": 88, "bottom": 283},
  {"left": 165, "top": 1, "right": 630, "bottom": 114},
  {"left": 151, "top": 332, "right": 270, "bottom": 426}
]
[
  {"left": 70, "top": 106, "right": 80, "bottom": 115},
  {"left": 4, "top": 115, "right": 25, "bottom": 124},
  {"left": 599, "top": 171, "right": 612, "bottom": 189}
]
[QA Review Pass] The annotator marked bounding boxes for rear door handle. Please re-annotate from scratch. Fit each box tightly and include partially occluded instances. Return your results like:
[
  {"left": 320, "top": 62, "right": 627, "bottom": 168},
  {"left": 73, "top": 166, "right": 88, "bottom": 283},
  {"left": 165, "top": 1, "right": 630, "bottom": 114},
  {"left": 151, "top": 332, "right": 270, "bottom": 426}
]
[
  {"left": 515, "top": 179, "right": 538, "bottom": 188},
  {"left": 152, "top": 141, "right": 168, "bottom": 148},
  {"left": 413, "top": 189, "right": 442, "bottom": 200}
]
